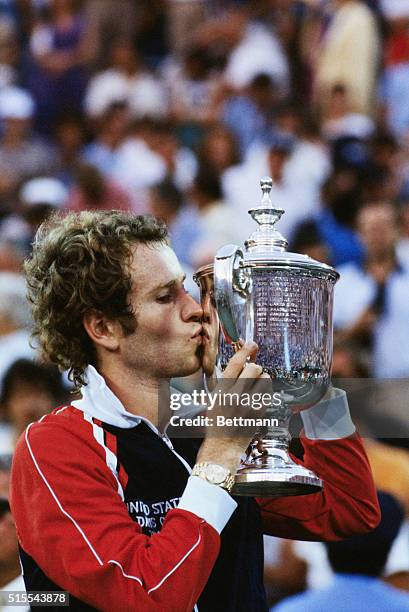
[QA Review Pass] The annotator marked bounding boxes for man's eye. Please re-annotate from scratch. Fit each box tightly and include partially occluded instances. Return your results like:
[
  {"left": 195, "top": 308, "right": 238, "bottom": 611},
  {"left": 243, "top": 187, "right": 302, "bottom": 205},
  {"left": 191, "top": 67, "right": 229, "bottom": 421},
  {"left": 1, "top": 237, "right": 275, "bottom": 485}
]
[{"left": 156, "top": 294, "right": 172, "bottom": 303}]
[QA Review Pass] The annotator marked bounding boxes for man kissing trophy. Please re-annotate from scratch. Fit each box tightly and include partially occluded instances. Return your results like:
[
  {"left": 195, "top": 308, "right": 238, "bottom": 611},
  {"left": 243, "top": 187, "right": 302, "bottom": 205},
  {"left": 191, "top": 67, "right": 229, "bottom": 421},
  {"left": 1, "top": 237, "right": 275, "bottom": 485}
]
[{"left": 194, "top": 177, "right": 339, "bottom": 497}]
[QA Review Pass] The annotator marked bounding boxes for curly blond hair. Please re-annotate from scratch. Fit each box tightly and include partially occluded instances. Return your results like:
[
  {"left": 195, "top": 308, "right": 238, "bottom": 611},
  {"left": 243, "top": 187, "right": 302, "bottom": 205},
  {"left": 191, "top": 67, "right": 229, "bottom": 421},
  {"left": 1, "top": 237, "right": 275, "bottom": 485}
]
[{"left": 25, "top": 211, "right": 168, "bottom": 389}]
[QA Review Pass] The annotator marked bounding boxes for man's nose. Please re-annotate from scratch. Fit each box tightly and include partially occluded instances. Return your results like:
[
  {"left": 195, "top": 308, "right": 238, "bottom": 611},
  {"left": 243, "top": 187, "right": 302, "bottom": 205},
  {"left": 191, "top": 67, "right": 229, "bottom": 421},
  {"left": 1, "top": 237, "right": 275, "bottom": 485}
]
[{"left": 182, "top": 293, "right": 203, "bottom": 323}]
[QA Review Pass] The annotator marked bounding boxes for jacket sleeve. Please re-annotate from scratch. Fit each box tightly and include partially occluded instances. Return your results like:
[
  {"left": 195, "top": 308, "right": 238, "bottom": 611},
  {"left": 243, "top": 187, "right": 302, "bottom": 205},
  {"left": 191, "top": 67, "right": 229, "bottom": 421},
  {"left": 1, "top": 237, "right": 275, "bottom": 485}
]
[
  {"left": 258, "top": 432, "right": 380, "bottom": 541},
  {"left": 10, "top": 414, "right": 232, "bottom": 612},
  {"left": 257, "top": 386, "right": 381, "bottom": 543}
]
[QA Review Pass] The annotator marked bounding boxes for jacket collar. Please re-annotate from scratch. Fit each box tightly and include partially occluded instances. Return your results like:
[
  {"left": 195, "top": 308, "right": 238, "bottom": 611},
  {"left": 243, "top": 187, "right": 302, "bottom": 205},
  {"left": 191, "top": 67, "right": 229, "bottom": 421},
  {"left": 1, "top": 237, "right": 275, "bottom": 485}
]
[
  {"left": 72, "top": 365, "right": 205, "bottom": 432},
  {"left": 72, "top": 365, "right": 144, "bottom": 429}
]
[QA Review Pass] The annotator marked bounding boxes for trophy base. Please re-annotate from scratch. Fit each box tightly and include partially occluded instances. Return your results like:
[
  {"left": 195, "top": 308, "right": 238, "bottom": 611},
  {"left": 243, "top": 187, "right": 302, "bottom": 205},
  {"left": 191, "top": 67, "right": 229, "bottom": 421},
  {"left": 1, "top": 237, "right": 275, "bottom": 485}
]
[{"left": 232, "top": 464, "right": 323, "bottom": 498}]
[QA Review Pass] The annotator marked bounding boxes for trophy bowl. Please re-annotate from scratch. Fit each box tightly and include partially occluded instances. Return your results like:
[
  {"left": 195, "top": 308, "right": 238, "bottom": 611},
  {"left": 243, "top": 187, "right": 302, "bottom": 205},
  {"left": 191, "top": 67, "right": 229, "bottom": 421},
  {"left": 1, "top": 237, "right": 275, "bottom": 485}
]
[{"left": 194, "top": 177, "right": 339, "bottom": 497}]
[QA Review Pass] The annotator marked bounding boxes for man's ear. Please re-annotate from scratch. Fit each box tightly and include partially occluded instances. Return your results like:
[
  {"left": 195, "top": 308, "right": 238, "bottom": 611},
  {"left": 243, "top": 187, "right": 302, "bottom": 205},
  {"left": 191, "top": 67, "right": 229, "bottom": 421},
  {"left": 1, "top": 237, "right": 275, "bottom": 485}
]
[{"left": 83, "top": 311, "right": 121, "bottom": 352}]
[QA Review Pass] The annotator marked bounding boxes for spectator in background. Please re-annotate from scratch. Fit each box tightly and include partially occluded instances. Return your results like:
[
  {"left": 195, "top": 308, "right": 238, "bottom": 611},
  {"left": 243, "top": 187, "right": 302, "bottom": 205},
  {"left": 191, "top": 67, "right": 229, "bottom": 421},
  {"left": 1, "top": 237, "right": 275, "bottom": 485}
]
[
  {"left": 274, "top": 492, "right": 409, "bottom": 612},
  {"left": 223, "top": 131, "right": 319, "bottom": 244},
  {"left": 397, "top": 197, "right": 409, "bottom": 264},
  {"left": 365, "top": 131, "right": 402, "bottom": 201},
  {"left": 66, "top": 163, "right": 132, "bottom": 213},
  {"left": 0, "top": 87, "right": 55, "bottom": 212},
  {"left": 0, "top": 272, "right": 37, "bottom": 392},
  {"left": 334, "top": 200, "right": 409, "bottom": 377},
  {"left": 0, "top": 456, "right": 11, "bottom": 491},
  {"left": 0, "top": 358, "right": 68, "bottom": 446},
  {"left": 133, "top": 0, "right": 169, "bottom": 70},
  {"left": 197, "top": 126, "right": 241, "bottom": 177},
  {"left": 290, "top": 219, "right": 331, "bottom": 265},
  {"left": 0, "top": 176, "right": 67, "bottom": 252},
  {"left": 163, "top": 44, "right": 222, "bottom": 144},
  {"left": 111, "top": 119, "right": 198, "bottom": 211},
  {"left": 273, "top": 102, "right": 304, "bottom": 139},
  {"left": 243, "top": 102, "right": 331, "bottom": 212},
  {"left": 83, "top": 101, "right": 130, "bottom": 176},
  {"left": 316, "top": 169, "right": 365, "bottom": 267},
  {"left": 21, "top": 175, "right": 67, "bottom": 230},
  {"left": 53, "top": 113, "right": 86, "bottom": 188},
  {"left": 364, "top": 440, "right": 409, "bottom": 519},
  {"left": 263, "top": 536, "right": 308, "bottom": 608},
  {"left": 166, "top": 0, "right": 206, "bottom": 57},
  {"left": 331, "top": 341, "right": 368, "bottom": 378},
  {"left": 274, "top": 104, "right": 332, "bottom": 211},
  {"left": 0, "top": 241, "right": 24, "bottom": 274},
  {"left": 0, "top": 15, "right": 19, "bottom": 88},
  {"left": 82, "top": 0, "right": 138, "bottom": 69},
  {"left": 84, "top": 37, "right": 166, "bottom": 121},
  {"left": 379, "top": 3, "right": 409, "bottom": 137},
  {"left": 321, "top": 83, "right": 375, "bottom": 141},
  {"left": 188, "top": 166, "right": 240, "bottom": 268},
  {"left": 148, "top": 120, "right": 198, "bottom": 192},
  {"left": 149, "top": 178, "right": 200, "bottom": 273},
  {"left": 314, "top": 0, "right": 380, "bottom": 115},
  {"left": 222, "top": 72, "right": 279, "bottom": 154},
  {"left": 27, "top": 0, "right": 88, "bottom": 134},
  {"left": 399, "top": 136, "right": 409, "bottom": 198},
  {"left": 220, "top": 9, "right": 289, "bottom": 93},
  {"left": 110, "top": 119, "right": 168, "bottom": 212},
  {"left": 0, "top": 474, "right": 29, "bottom": 611}
]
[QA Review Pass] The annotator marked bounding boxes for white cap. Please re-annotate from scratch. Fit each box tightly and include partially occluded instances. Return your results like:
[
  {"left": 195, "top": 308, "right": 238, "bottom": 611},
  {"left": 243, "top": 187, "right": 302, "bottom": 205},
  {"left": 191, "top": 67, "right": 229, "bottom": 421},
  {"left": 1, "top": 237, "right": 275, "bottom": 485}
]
[
  {"left": 0, "top": 272, "right": 31, "bottom": 327},
  {"left": 0, "top": 86, "right": 35, "bottom": 120},
  {"left": 20, "top": 177, "right": 68, "bottom": 208},
  {"left": 380, "top": 0, "right": 409, "bottom": 19}
]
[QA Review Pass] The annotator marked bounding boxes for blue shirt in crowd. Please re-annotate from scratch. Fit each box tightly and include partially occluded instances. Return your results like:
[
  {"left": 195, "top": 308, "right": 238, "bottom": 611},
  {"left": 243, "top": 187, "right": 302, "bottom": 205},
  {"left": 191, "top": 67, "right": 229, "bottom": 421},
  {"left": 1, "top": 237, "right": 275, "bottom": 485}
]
[{"left": 273, "top": 574, "right": 409, "bottom": 612}]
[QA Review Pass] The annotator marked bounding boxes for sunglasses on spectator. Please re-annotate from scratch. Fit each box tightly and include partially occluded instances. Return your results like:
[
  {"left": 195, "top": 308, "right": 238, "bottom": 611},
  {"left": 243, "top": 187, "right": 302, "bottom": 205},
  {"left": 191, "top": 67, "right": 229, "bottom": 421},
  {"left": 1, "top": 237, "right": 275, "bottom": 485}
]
[{"left": 0, "top": 498, "right": 10, "bottom": 518}]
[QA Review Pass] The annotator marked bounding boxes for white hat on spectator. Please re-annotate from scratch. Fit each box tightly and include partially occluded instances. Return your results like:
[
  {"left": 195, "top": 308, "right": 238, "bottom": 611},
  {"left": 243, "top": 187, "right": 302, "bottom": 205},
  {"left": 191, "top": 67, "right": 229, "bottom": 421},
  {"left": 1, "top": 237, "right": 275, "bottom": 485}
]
[
  {"left": 0, "top": 273, "right": 31, "bottom": 329},
  {"left": 20, "top": 178, "right": 68, "bottom": 208},
  {"left": 380, "top": 0, "right": 409, "bottom": 19},
  {"left": 0, "top": 86, "right": 35, "bottom": 120}
]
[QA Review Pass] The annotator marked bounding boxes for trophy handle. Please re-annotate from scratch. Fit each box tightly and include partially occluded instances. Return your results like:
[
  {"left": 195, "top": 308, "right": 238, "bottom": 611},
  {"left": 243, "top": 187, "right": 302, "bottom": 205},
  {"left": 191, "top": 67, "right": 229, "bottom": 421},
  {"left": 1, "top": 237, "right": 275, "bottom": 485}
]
[{"left": 214, "top": 244, "right": 251, "bottom": 346}]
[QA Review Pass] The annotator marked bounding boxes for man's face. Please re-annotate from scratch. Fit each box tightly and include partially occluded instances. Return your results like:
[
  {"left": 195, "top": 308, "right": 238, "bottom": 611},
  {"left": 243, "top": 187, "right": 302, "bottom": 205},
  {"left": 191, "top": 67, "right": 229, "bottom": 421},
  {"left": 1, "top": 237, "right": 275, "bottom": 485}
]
[
  {"left": 7, "top": 385, "right": 52, "bottom": 440},
  {"left": 5, "top": 117, "right": 30, "bottom": 140},
  {"left": 357, "top": 203, "right": 397, "bottom": 258},
  {"left": 118, "top": 243, "right": 205, "bottom": 379}
]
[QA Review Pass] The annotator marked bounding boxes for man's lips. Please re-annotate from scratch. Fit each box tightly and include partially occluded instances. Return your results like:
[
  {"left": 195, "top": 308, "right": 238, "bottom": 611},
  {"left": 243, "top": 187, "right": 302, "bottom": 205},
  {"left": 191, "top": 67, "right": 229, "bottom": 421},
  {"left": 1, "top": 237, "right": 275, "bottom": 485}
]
[
  {"left": 201, "top": 329, "right": 210, "bottom": 343},
  {"left": 191, "top": 327, "right": 210, "bottom": 344},
  {"left": 191, "top": 327, "right": 204, "bottom": 342}
]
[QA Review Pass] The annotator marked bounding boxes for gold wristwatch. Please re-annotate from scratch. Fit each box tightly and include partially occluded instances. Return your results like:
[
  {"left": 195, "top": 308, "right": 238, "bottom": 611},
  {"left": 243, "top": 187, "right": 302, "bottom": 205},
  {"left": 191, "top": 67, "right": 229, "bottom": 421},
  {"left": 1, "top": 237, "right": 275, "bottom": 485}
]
[{"left": 192, "top": 462, "right": 235, "bottom": 494}]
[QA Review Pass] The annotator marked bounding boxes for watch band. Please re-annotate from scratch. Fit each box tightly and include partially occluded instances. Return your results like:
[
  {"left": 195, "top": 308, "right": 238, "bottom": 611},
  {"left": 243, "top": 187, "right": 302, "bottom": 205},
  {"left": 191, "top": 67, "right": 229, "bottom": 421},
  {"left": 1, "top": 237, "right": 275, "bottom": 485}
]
[{"left": 192, "top": 462, "right": 235, "bottom": 494}]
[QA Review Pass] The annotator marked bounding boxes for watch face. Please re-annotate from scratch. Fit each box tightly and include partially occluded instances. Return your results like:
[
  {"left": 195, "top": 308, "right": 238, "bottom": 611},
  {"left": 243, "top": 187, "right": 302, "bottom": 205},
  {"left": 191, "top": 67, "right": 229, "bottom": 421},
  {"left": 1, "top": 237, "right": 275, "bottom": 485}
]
[{"left": 206, "top": 464, "right": 229, "bottom": 485}]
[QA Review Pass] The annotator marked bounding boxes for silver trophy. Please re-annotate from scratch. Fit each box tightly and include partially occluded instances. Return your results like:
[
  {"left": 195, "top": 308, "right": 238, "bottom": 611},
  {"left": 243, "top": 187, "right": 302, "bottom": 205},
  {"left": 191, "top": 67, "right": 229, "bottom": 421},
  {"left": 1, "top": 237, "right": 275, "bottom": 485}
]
[{"left": 194, "top": 177, "right": 339, "bottom": 497}]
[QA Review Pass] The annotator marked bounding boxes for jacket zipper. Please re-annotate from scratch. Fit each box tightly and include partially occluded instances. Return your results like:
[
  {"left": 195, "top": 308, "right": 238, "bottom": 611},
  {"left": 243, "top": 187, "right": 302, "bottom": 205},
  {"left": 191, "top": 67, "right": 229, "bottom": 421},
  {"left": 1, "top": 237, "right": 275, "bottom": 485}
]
[{"left": 160, "top": 432, "right": 192, "bottom": 475}]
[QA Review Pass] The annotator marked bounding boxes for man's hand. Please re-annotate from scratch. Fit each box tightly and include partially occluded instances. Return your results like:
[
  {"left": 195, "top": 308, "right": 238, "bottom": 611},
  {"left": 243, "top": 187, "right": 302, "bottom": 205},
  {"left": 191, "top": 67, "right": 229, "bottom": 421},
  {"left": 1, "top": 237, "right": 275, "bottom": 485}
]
[{"left": 197, "top": 341, "right": 270, "bottom": 475}]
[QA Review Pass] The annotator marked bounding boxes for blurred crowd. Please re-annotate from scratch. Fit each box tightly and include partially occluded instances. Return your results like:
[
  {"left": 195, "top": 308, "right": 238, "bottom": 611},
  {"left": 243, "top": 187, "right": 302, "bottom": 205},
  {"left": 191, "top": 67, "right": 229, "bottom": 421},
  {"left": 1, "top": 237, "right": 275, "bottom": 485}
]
[{"left": 0, "top": 0, "right": 409, "bottom": 609}]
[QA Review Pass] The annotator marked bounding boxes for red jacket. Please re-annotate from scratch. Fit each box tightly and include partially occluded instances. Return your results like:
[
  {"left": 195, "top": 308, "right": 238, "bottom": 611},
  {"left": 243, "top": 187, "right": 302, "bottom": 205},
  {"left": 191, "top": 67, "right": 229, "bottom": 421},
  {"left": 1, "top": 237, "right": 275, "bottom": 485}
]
[{"left": 10, "top": 404, "right": 379, "bottom": 612}]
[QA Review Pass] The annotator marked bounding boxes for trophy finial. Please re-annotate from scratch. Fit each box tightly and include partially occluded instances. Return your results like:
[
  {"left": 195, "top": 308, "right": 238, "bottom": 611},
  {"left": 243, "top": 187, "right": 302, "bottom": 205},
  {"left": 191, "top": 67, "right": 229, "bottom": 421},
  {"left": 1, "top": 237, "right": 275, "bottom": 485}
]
[
  {"left": 245, "top": 176, "right": 288, "bottom": 253},
  {"left": 260, "top": 177, "right": 273, "bottom": 206}
]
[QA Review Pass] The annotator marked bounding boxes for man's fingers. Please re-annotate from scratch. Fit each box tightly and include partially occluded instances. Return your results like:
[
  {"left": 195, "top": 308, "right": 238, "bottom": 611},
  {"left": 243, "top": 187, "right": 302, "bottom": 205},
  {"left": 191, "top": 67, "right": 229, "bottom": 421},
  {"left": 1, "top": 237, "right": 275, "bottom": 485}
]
[
  {"left": 223, "top": 341, "right": 258, "bottom": 378},
  {"left": 239, "top": 363, "right": 263, "bottom": 379}
]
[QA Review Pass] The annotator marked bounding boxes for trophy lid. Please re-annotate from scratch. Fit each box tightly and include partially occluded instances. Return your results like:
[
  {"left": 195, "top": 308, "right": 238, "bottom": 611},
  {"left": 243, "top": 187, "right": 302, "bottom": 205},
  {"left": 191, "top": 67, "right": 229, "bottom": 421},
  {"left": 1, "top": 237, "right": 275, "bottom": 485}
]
[{"left": 242, "top": 177, "right": 339, "bottom": 281}]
